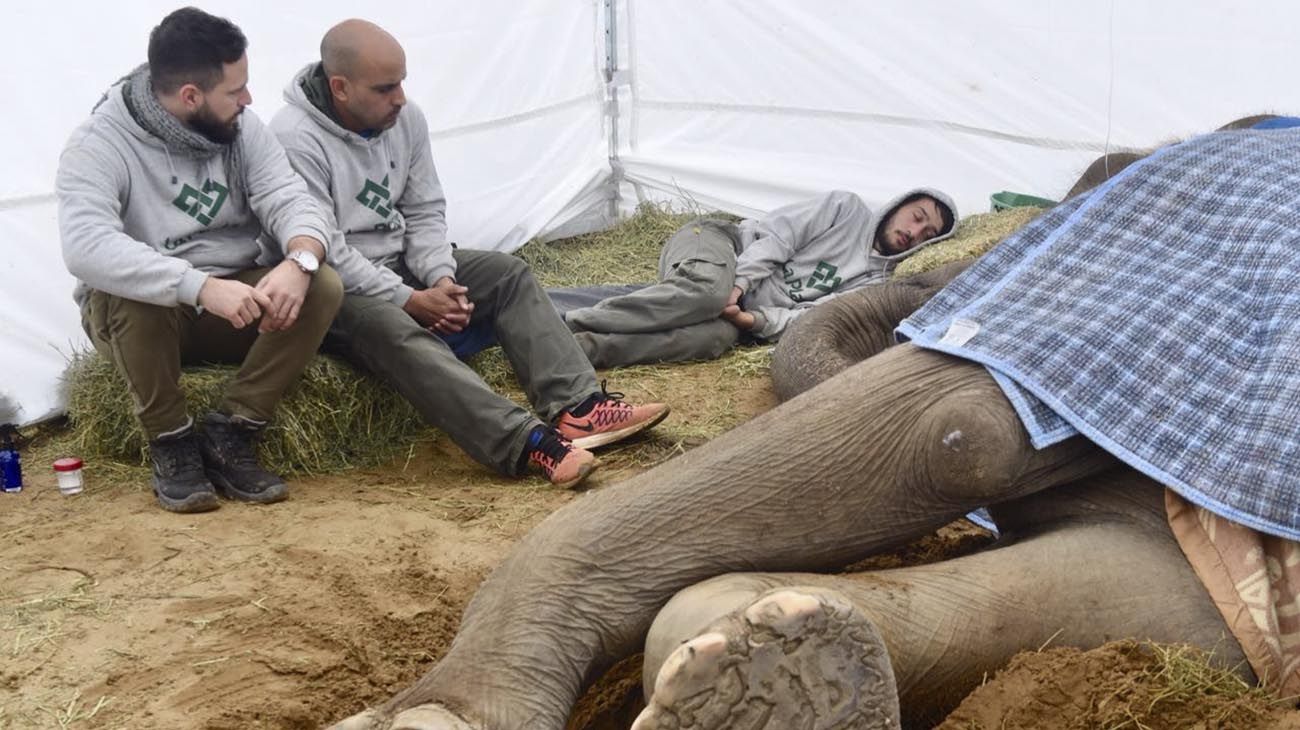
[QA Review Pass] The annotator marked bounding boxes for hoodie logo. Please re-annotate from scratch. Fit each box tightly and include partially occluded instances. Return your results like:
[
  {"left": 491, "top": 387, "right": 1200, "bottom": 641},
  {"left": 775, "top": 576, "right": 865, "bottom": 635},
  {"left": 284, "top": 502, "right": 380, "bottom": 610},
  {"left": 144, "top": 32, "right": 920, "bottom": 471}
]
[
  {"left": 784, "top": 261, "right": 842, "bottom": 302},
  {"left": 172, "top": 179, "right": 229, "bottom": 226},
  {"left": 356, "top": 175, "right": 393, "bottom": 218}
]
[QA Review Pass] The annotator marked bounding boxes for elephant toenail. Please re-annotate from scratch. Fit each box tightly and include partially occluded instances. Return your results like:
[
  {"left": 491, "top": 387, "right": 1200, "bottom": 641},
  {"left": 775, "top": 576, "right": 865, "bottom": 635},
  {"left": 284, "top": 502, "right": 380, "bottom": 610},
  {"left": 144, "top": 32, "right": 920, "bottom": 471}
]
[{"left": 745, "top": 590, "right": 822, "bottom": 635}]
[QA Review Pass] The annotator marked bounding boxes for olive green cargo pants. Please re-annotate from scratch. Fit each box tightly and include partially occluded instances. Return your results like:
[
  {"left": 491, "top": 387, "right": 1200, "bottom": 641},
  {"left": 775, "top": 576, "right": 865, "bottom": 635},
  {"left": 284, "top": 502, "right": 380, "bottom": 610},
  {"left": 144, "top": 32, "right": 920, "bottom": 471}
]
[
  {"left": 564, "top": 219, "right": 743, "bottom": 368},
  {"left": 325, "top": 250, "right": 599, "bottom": 476},
  {"left": 82, "top": 266, "right": 344, "bottom": 439}
]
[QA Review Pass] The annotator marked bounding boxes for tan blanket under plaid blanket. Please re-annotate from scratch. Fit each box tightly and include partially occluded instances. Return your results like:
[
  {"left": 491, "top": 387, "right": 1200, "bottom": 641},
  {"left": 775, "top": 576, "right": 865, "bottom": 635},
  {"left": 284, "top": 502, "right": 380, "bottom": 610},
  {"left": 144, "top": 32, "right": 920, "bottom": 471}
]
[{"left": 1167, "top": 490, "right": 1300, "bottom": 697}]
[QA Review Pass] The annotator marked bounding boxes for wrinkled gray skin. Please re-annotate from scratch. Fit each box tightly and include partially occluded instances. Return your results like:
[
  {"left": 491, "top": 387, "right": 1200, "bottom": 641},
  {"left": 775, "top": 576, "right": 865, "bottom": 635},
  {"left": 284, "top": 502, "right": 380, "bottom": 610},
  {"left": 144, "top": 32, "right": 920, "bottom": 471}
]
[
  {"left": 328, "top": 134, "right": 1279, "bottom": 728},
  {"left": 328, "top": 258, "right": 1249, "bottom": 730}
]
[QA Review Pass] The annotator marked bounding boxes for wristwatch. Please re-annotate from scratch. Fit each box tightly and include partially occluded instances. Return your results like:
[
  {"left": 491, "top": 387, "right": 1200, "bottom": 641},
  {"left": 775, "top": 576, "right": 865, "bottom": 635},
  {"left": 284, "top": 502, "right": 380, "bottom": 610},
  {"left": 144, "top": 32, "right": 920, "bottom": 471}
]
[{"left": 286, "top": 249, "right": 320, "bottom": 275}]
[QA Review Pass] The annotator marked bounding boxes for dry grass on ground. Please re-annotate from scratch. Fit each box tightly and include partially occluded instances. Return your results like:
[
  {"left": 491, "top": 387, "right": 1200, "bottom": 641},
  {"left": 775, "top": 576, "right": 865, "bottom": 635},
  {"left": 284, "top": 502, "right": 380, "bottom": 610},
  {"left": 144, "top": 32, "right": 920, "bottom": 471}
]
[{"left": 894, "top": 205, "right": 1045, "bottom": 277}]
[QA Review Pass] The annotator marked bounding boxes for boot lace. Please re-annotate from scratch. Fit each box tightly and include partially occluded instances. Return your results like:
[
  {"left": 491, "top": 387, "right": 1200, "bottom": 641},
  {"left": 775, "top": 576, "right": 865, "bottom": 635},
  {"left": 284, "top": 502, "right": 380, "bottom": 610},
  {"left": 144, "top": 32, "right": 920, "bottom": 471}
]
[
  {"left": 153, "top": 433, "right": 206, "bottom": 479},
  {"left": 528, "top": 430, "right": 574, "bottom": 473}
]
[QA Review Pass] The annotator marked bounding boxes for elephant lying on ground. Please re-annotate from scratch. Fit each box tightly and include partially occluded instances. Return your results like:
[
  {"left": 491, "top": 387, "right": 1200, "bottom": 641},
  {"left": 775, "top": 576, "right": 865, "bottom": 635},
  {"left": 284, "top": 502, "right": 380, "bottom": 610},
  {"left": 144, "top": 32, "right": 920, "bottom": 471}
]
[
  {"left": 328, "top": 252, "right": 1250, "bottom": 729},
  {"left": 329, "top": 116, "right": 1300, "bottom": 729}
]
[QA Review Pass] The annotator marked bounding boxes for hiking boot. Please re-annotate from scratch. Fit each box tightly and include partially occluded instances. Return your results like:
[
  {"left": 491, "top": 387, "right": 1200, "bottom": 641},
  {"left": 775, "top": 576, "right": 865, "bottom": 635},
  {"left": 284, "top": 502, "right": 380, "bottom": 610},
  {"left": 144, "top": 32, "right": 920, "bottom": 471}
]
[
  {"left": 555, "top": 381, "right": 671, "bottom": 449},
  {"left": 149, "top": 426, "right": 220, "bottom": 514},
  {"left": 525, "top": 426, "right": 599, "bottom": 489},
  {"left": 197, "top": 412, "right": 288, "bottom": 504}
]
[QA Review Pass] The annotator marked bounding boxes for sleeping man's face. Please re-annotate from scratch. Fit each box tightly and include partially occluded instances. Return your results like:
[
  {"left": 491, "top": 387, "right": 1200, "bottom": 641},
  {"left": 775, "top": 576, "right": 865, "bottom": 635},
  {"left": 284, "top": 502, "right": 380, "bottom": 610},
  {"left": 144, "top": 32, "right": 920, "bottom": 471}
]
[{"left": 877, "top": 196, "right": 944, "bottom": 255}]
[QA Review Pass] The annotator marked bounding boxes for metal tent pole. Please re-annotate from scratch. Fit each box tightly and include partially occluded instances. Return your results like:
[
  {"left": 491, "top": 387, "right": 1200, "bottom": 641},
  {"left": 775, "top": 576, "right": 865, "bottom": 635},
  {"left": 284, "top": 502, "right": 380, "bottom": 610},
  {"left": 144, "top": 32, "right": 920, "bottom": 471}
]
[{"left": 603, "top": 0, "right": 623, "bottom": 221}]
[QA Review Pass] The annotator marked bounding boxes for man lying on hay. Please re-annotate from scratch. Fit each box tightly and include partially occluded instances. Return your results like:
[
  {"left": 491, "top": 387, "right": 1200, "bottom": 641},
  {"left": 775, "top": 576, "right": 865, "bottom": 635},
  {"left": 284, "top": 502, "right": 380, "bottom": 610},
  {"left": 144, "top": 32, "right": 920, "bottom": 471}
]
[
  {"left": 561, "top": 187, "right": 956, "bottom": 369},
  {"left": 327, "top": 124, "right": 1300, "bottom": 729}
]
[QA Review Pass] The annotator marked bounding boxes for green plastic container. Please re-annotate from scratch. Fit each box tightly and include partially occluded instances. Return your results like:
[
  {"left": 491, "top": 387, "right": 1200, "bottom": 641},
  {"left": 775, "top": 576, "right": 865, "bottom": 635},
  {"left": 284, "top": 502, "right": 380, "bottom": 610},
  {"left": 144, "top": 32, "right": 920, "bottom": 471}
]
[{"left": 990, "top": 190, "right": 1057, "bottom": 212}]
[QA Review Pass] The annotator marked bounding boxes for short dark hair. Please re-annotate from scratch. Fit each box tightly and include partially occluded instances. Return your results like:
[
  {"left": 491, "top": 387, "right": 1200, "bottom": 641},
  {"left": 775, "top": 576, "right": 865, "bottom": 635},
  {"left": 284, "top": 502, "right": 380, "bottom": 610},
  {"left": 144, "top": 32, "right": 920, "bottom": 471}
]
[
  {"left": 895, "top": 192, "right": 955, "bottom": 237},
  {"left": 148, "top": 7, "right": 247, "bottom": 94}
]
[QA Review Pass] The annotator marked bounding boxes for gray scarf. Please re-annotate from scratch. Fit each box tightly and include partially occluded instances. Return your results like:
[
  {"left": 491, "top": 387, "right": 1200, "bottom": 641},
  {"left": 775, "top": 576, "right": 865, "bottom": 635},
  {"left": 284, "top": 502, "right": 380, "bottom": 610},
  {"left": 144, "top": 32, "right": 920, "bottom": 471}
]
[{"left": 113, "top": 64, "right": 243, "bottom": 185}]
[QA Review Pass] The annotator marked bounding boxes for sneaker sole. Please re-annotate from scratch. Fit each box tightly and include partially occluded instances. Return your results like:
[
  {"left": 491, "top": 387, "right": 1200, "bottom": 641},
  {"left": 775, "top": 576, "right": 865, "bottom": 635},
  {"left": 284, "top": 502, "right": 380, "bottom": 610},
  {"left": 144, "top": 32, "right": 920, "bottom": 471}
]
[
  {"left": 553, "top": 457, "right": 601, "bottom": 489},
  {"left": 152, "top": 476, "right": 220, "bottom": 514},
  {"left": 205, "top": 470, "right": 289, "bottom": 504},
  {"left": 569, "top": 405, "right": 671, "bottom": 450}
]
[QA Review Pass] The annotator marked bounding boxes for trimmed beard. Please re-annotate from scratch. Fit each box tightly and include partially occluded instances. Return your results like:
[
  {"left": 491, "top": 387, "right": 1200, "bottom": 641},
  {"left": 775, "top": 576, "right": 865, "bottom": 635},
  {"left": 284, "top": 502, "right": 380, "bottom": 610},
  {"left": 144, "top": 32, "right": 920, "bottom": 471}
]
[
  {"left": 874, "top": 229, "right": 899, "bottom": 256},
  {"left": 190, "top": 104, "right": 241, "bottom": 145}
]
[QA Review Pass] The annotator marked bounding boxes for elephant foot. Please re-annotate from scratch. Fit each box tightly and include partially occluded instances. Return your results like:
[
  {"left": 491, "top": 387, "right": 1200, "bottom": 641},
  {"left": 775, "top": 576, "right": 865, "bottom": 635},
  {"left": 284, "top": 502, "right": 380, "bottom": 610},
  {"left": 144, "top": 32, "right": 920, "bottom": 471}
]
[
  {"left": 326, "top": 704, "right": 475, "bottom": 730},
  {"left": 632, "top": 588, "right": 900, "bottom": 730}
]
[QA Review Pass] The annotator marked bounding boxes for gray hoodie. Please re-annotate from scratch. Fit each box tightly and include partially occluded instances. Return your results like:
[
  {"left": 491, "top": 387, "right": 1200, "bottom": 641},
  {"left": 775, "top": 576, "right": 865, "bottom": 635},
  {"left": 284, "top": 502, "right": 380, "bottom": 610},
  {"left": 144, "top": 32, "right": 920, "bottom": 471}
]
[
  {"left": 734, "top": 188, "right": 957, "bottom": 339},
  {"left": 269, "top": 63, "right": 451, "bottom": 307},
  {"left": 56, "top": 81, "right": 332, "bottom": 308}
]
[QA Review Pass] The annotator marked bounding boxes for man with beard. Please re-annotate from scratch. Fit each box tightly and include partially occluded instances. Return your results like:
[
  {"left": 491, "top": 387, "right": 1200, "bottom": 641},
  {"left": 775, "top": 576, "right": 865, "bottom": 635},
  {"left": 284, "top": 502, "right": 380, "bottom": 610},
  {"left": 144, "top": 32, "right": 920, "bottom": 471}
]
[
  {"left": 563, "top": 189, "right": 956, "bottom": 368},
  {"left": 56, "top": 7, "right": 344, "bottom": 513},
  {"left": 268, "top": 20, "right": 669, "bottom": 489}
]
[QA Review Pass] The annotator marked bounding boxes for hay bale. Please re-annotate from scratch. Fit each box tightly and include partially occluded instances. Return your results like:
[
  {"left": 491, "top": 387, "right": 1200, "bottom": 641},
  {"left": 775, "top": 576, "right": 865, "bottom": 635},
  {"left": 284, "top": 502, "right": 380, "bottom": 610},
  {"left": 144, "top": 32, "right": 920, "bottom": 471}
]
[
  {"left": 893, "top": 205, "right": 1044, "bottom": 278},
  {"left": 64, "top": 352, "right": 423, "bottom": 475}
]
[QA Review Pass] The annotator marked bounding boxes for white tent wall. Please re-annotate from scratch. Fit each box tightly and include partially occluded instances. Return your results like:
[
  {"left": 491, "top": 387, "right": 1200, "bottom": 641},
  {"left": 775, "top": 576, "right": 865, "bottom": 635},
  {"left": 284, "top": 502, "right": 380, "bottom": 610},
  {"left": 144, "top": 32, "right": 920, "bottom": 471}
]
[
  {"left": 617, "top": 1, "right": 1300, "bottom": 217},
  {"left": 6, "top": 1, "right": 1299, "bottom": 426},
  {"left": 2, "top": 1, "right": 610, "bottom": 426}
]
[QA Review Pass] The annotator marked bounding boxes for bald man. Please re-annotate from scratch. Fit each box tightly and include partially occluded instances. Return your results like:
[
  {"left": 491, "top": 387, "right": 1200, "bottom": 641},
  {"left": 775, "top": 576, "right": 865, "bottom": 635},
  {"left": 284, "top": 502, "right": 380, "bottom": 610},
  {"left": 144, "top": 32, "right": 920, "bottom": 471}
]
[{"left": 269, "top": 20, "right": 668, "bottom": 488}]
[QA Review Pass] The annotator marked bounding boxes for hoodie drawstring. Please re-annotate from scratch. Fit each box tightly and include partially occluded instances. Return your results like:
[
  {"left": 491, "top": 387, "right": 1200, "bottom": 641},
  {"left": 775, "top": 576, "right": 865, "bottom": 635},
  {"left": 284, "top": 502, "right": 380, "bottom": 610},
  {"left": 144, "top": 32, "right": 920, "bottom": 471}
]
[{"left": 164, "top": 146, "right": 178, "bottom": 185}]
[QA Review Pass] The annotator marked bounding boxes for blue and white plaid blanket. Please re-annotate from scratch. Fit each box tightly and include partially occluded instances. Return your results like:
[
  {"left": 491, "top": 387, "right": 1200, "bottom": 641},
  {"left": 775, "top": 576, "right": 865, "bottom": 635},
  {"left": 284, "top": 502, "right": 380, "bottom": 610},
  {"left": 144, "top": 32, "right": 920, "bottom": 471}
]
[{"left": 898, "top": 129, "right": 1300, "bottom": 540}]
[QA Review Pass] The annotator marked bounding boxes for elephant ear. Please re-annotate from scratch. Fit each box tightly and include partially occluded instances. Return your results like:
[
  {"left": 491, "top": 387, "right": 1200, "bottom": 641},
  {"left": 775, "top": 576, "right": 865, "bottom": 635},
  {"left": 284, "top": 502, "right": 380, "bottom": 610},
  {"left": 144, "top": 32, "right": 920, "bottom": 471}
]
[{"left": 770, "top": 260, "right": 972, "bottom": 402}]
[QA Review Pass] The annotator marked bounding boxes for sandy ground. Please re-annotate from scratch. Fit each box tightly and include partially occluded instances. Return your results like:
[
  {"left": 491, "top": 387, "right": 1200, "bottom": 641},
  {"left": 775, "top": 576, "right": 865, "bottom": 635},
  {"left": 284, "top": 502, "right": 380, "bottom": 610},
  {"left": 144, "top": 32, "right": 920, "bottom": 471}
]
[
  {"left": 1, "top": 360, "right": 773, "bottom": 729},
  {"left": 937, "top": 642, "right": 1300, "bottom": 730},
  {"left": 3, "top": 437, "right": 534, "bottom": 729},
  {"left": 5, "top": 357, "right": 1300, "bottom": 729}
]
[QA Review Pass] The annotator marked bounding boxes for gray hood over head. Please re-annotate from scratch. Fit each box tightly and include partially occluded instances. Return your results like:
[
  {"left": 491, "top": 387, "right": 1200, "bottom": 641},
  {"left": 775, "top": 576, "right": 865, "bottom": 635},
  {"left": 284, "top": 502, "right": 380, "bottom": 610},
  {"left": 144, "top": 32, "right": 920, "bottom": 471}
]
[
  {"left": 868, "top": 186, "right": 958, "bottom": 259},
  {"left": 270, "top": 62, "right": 452, "bottom": 306},
  {"left": 734, "top": 188, "right": 957, "bottom": 340}
]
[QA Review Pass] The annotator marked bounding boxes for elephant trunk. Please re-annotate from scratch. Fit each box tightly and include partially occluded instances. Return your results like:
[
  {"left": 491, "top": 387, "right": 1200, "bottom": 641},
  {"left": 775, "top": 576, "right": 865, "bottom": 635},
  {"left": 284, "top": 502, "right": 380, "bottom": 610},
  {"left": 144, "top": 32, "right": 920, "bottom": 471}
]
[{"left": 770, "top": 260, "right": 974, "bottom": 401}]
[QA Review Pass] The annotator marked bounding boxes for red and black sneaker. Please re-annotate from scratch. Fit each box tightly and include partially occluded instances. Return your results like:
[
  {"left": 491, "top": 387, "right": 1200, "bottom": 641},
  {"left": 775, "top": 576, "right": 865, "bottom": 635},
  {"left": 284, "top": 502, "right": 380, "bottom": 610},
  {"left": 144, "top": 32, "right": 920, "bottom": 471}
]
[
  {"left": 526, "top": 426, "right": 599, "bottom": 489},
  {"left": 555, "top": 381, "right": 670, "bottom": 449}
]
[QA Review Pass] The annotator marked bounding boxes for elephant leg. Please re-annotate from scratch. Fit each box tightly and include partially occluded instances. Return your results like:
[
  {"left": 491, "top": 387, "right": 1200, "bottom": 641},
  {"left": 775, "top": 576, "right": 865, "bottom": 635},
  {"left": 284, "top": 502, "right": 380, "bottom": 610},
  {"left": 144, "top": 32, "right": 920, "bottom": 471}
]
[
  {"left": 329, "top": 344, "right": 1118, "bottom": 730},
  {"left": 636, "top": 587, "right": 900, "bottom": 730},
  {"left": 640, "top": 470, "right": 1249, "bottom": 729},
  {"left": 770, "top": 260, "right": 974, "bottom": 401}
]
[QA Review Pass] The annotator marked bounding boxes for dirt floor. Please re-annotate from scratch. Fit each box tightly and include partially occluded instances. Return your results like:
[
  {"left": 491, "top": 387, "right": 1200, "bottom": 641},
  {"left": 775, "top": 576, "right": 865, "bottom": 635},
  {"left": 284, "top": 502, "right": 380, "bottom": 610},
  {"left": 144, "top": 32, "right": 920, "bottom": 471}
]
[
  {"left": 937, "top": 642, "right": 1300, "bottom": 730},
  {"left": 1, "top": 356, "right": 774, "bottom": 730},
  {"left": 4, "top": 353, "right": 1299, "bottom": 729}
]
